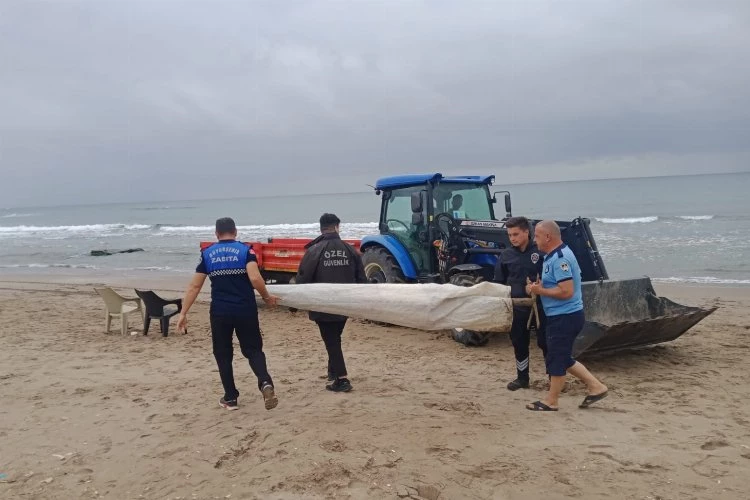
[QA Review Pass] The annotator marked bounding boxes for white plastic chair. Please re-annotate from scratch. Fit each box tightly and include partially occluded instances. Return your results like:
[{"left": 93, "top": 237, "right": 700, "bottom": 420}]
[{"left": 94, "top": 287, "right": 143, "bottom": 335}]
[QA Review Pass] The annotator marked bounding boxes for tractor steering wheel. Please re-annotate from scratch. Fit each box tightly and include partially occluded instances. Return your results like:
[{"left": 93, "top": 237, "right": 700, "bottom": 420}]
[
  {"left": 386, "top": 219, "right": 411, "bottom": 233},
  {"left": 434, "top": 212, "right": 458, "bottom": 238}
]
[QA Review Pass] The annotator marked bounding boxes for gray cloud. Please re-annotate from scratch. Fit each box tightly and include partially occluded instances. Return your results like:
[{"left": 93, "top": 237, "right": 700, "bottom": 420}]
[{"left": 1, "top": 0, "right": 749, "bottom": 206}]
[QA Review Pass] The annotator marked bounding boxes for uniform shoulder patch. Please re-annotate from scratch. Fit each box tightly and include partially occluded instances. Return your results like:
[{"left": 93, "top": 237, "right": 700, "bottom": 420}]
[{"left": 559, "top": 261, "right": 570, "bottom": 272}]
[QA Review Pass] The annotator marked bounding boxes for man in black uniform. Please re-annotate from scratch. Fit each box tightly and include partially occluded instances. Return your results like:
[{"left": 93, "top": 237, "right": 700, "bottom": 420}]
[
  {"left": 494, "top": 216, "right": 547, "bottom": 391},
  {"left": 296, "top": 213, "right": 367, "bottom": 393}
]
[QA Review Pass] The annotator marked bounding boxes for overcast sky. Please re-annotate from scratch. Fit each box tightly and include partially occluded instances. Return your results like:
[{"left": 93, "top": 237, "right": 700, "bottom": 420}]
[{"left": 1, "top": 0, "right": 749, "bottom": 207}]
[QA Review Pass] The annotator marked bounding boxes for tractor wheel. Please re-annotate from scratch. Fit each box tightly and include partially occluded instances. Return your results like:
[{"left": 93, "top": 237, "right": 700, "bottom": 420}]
[
  {"left": 449, "top": 273, "right": 491, "bottom": 347},
  {"left": 362, "top": 247, "right": 406, "bottom": 283}
]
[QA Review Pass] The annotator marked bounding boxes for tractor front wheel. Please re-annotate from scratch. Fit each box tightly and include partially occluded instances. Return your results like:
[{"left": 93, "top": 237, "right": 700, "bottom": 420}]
[{"left": 362, "top": 247, "right": 406, "bottom": 283}]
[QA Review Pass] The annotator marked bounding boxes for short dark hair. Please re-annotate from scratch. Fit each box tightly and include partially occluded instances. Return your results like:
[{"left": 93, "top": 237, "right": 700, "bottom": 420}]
[
  {"left": 215, "top": 217, "right": 237, "bottom": 234},
  {"left": 505, "top": 216, "right": 530, "bottom": 231},
  {"left": 320, "top": 213, "right": 341, "bottom": 231}
]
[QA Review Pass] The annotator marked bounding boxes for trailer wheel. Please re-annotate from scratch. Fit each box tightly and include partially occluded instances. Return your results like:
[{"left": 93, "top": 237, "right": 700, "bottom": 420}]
[
  {"left": 449, "top": 273, "right": 491, "bottom": 347},
  {"left": 362, "top": 247, "right": 406, "bottom": 284}
]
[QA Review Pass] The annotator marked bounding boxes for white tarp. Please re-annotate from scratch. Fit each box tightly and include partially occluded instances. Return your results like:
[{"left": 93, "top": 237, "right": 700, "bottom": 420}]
[{"left": 266, "top": 282, "right": 514, "bottom": 332}]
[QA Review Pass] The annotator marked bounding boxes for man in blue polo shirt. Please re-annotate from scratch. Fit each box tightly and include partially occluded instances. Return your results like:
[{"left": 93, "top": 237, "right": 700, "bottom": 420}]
[
  {"left": 177, "top": 217, "right": 280, "bottom": 411},
  {"left": 525, "top": 220, "right": 608, "bottom": 411}
]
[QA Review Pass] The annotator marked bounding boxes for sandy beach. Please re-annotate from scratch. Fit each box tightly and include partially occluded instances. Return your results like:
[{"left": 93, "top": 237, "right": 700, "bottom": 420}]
[{"left": 0, "top": 273, "right": 749, "bottom": 499}]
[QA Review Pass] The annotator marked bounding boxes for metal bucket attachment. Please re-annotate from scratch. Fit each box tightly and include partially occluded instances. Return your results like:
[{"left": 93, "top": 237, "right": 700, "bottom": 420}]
[{"left": 573, "top": 277, "right": 717, "bottom": 357}]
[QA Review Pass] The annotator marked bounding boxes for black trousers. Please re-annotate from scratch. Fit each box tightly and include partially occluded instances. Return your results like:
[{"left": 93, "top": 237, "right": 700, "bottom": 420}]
[
  {"left": 210, "top": 314, "right": 273, "bottom": 400},
  {"left": 316, "top": 320, "right": 348, "bottom": 379},
  {"left": 510, "top": 307, "right": 548, "bottom": 379}
]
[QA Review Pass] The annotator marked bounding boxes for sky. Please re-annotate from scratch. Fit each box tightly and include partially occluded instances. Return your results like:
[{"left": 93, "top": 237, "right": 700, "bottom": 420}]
[{"left": 1, "top": 0, "right": 749, "bottom": 207}]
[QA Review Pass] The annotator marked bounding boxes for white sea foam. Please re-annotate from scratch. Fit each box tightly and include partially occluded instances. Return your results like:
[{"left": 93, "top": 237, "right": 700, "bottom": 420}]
[
  {"left": 0, "top": 223, "right": 151, "bottom": 233},
  {"left": 596, "top": 216, "right": 658, "bottom": 224},
  {"left": 677, "top": 215, "right": 714, "bottom": 221}
]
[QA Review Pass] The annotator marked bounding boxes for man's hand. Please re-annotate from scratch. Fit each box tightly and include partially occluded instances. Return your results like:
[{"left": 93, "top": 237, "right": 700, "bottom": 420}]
[
  {"left": 263, "top": 294, "right": 280, "bottom": 307},
  {"left": 526, "top": 277, "right": 543, "bottom": 296},
  {"left": 177, "top": 313, "right": 188, "bottom": 334}
]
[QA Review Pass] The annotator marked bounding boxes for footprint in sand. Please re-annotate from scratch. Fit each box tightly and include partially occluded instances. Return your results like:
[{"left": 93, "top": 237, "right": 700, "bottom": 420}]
[
  {"left": 320, "top": 440, "right": 347, "bottom": 453},
  {"left": 701, "top": 439, "right": 729, "bottom": 451},
  {"left": 99, "top": 436, "right": 112, "bottom": 454}
]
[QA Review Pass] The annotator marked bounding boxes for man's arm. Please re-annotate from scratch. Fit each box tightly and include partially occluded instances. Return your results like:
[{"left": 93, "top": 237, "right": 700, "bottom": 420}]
[
  {"left": 177, "top": 272, "right": 207, "bottom": 333},
  {"left": 529, "top": 279, "right": 574, "bottom": 300},
  {"left": 247, "top": 261, "right": 279, "bottom": 306},
  {"left": 527, "top": 257, "right": 575, "bottom": 300}
]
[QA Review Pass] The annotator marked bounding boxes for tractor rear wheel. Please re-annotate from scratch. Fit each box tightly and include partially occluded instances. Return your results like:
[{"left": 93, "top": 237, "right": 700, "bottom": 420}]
[
  {"left": 449, "top": 273, "right": 491, "bottom": 347},
  {"left": 362, "top": 247, "right": 406, "bottom": 283}
]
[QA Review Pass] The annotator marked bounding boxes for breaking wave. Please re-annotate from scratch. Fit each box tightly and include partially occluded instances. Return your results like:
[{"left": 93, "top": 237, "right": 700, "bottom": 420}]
[
  {"left": 0, "top": 222, "right": 380, "bottom": 238},
  {"left": 595, "top": 215, "right": 715, "bottom": 224},
  {"left": 0, "top": 223, "right": 151, "bottom": 233},
  {"left": 596, "top": 216, "right": 658, "bottom": 224},
  {"left": 676, "top": 215, "right": 714, "bottom": 221}
]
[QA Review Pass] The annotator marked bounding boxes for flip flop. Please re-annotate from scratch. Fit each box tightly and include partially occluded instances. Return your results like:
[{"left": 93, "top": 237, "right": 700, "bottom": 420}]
[
  {"left": 526, "top": 400, "right": 558, "bottom": 411},
  {"left": 579, "top": 391, "right": 608, "bottom": 408}
]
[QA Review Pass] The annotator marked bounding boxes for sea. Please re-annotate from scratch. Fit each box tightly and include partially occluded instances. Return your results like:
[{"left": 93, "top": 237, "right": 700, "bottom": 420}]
[{"left": 1, "top": 172, "right": 749, "bottom": 285}]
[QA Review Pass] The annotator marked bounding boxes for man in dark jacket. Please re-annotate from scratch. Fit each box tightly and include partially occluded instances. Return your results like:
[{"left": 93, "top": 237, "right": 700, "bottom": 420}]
[
  {"left": 494, "top": 216, "right": 547, "bottom": 391},
  {"left": 296, "top": 213, "right": 367, "bottom": 392}
]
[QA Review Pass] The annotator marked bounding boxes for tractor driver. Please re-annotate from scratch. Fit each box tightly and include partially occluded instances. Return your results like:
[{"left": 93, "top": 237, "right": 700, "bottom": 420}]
[
  {"left": 451, "top": 194, "right": 466, "bottom": 218},
  {"left": 493, "top": 216, "right": 548, "bottom": 391}
]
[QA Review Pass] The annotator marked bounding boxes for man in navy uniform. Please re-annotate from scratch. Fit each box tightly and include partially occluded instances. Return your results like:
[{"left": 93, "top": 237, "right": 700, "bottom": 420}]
[
  {"left": 177, "top": 217, "right": 280, "bottom": 411},
  {"left": 494, "top": 216, "right": 547, "bottom": 391},
  {"left": 526, "top": 220, "right": 608, "bottom": 411},
  {"left": 296, "top": 213, "right": 367, "bottom": 393}
]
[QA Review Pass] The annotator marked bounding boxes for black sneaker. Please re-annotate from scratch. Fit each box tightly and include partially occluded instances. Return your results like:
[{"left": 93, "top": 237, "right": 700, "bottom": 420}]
[
  {"left": 261, "top": 383, "right": 278, "bottom": 410},
  {"left": 507, "top": 378, "right": 530, "bottom": 391},
  {"left": 219, "top": 397, "right": 238, "bottom": 410},
  {"left": 326, "top": 378, "right": 353, "bottom": 393}
]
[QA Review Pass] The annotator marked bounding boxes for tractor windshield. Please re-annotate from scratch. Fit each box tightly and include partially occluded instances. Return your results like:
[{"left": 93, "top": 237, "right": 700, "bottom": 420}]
[{"left": 433, "top": 183, "right": 493, "bottom": 220}]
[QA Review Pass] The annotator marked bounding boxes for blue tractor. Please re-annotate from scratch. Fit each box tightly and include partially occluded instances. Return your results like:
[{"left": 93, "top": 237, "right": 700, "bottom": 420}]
[{"left": 359, "top": 173, "right": 715, "bottom": 354}]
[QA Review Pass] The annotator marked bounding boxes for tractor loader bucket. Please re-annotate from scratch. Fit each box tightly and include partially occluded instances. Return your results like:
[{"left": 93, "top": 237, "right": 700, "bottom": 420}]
[{"left": 573, "top": 277, "right": 717, "bottom": 357}]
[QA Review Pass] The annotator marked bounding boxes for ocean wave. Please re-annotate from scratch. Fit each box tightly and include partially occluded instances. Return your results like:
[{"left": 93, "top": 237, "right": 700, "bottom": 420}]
[
  {"left": 1, "top": 213, "right": 37, "bottom": 218},
  {"left": 0, "top": 222, "right": 380, "bottom": 235},
  {"left": 0, "top": 223, "right": 151, "bottom": 233},
  {"left": 652, "top": 276, "right": 750, "bottom": 285},
  {"left": 0, "top": 263, "right": 98, "bottom": 269},
  {"left": 133, "top": 206, "right": 197, "bottom": 211},
  {"left": 157, "top": 222, "right": 380, "bottom": 234},
  {"left": 676, "top": 215, "right": 714, "bottom": 221},
  {"left": 596, "top": 216, "right": 658, "bottom": 224}
]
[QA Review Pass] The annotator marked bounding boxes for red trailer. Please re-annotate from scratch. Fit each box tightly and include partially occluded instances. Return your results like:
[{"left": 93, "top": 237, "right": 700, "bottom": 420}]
[{"left": 200, "top": 238, "right": 362, "bottom": 283}]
